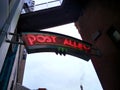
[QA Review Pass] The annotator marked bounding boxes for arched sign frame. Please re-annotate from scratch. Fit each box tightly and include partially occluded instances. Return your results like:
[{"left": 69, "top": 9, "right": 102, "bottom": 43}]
[{"left": 22, "top": 31, "right": 92, "bottom": 61}]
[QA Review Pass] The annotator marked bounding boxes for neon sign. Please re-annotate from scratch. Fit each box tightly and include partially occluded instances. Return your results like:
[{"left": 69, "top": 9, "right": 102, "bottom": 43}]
[{"left": 22, "top": 31, "right": 92, "bottom": 61}]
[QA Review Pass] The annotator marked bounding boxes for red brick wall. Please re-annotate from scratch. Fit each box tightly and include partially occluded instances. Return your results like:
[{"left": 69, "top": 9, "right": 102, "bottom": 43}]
[{"left": 75, "top": 1, "right": 120, "bottom": 90}]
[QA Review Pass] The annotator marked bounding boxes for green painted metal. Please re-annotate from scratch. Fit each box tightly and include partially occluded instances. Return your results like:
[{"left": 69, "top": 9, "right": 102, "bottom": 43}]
[{"left": 0, "top": 44, "right": 18, "bottom": 90}]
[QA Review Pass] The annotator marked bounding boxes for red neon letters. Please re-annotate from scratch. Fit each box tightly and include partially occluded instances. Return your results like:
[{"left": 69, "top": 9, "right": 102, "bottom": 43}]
[
  {"left": 63, "top": 39, "right": 91, "bottom": 51},
  {"left": 24, "top": 34, "right": 91, "bottom": 52},
  {"left": 26, "top": 34, "right": 56, "bottom": 45}
]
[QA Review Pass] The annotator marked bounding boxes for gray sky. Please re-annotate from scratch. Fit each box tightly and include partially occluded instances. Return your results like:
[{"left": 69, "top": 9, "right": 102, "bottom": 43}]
[
  {"left": 22, "top": 23, "right": 103, "bottom": 90},
  {"left": 33, "top": 0, "right": 63, "bottom": 11},
  {"left": 34, "top": 0, "right": 63, "bottom": 4}
]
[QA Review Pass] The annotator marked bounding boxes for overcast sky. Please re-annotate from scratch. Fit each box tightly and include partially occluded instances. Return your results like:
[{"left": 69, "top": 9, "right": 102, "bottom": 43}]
[
  {"left": 34, "top": 0, "right": 63, "bottom": 4},
  {"left": 32, "top": 0, "right": 63, "bottom": 11},
  {"left": 22, "top": 23, "right": 103, "bottom": 90}
]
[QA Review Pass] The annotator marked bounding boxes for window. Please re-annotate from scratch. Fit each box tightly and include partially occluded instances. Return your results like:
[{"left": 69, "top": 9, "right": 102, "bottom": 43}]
[
  {"left": 113, "top": 30, "right": 120, "bottom": 42},
  {"left": 107, "top": 26, "right": 120, "bottom": 48}
]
